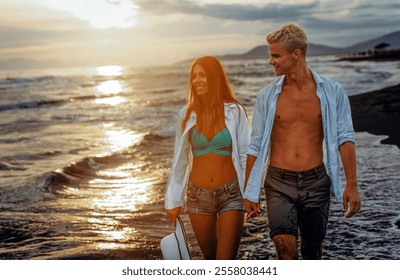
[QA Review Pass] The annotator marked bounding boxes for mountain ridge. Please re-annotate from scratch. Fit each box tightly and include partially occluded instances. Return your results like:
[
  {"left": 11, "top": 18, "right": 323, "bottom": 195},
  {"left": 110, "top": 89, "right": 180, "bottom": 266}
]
[{"left": 217, "top": 30, "right": 400, "bottom": 61}]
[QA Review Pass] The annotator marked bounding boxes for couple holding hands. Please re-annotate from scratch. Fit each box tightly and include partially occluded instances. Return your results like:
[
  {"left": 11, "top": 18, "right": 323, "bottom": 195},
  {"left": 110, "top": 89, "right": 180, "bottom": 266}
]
[{"left": 164, "top": 23, "right": 361, "bottom": 260}]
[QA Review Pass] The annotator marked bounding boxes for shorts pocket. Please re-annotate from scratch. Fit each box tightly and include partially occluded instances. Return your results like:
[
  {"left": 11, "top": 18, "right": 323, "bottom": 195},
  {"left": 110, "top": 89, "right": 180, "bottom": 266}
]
[
  {"left": 316, "top": 173, "right": 331, "bottom": 193},
  {"left": 186, "top": 184, "right": 199, "bottom": 202},
  {"left": 225, "top": 183, "right": 242, "bottom": 198}
]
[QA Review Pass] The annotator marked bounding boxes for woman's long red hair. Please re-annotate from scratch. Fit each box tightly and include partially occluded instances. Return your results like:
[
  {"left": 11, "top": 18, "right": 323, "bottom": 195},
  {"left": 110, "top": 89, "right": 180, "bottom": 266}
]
[{"left": 181, "top": 56, "right": 243, "bottom": 135}]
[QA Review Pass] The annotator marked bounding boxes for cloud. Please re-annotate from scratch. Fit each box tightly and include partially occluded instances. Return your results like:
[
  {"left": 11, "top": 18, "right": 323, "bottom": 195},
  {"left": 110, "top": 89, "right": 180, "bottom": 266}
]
[
  {"left": 0, "top": 26, "right": 84, "bottom": 49},
  {"left": 0, "top": 58, "right": 64, "bottom": 70},
  {"left": 300, "top": 2, "right": 400, "bottom": 32},
  {"left": 135, "top": 0, "right": 319, "bottom": 21},
  {"left": 0, "top": 0, "right": 399, "bottom": 68},
  {"left": 134, "top": 0, "right": 400, "bottom": 31}
]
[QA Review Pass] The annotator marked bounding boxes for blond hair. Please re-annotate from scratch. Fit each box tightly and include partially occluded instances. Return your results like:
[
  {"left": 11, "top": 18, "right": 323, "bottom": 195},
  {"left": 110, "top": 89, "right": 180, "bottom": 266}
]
[{"left": 266, "top": 23, "right": 308, "bottom": 56}]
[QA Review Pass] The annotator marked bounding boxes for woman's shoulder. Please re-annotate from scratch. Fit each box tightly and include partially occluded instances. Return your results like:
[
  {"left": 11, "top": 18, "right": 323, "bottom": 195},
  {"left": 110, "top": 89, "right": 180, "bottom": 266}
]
[
  {"left": 224, "top": 102, "right": 248, "bottom": 122},
  {"left": 224, "top": 102, "right": 245, "bottom": 112},
  {"left": 178, "top": 105, "right": 188, "bottom": 117}
]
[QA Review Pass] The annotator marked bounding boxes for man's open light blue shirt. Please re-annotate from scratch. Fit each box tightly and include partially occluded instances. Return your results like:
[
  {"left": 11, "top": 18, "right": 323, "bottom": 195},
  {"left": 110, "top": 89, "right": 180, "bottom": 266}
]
[{"left": 244, "top": 69, "right": 355, "bottom": 202}]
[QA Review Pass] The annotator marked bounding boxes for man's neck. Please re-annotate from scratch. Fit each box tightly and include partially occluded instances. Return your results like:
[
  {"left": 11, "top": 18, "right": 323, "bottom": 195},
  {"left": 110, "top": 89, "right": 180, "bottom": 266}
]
[{"left": 284, "top": 64, "right": 312, "bottom": 89}]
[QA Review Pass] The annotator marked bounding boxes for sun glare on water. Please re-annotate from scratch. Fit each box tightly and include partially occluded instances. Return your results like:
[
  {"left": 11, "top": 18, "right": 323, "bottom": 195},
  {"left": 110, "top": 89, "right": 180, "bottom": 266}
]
[
  {"left": 94, "top": 65, "right": 127, "bottom": 105},
  {"left": 96, "top": 80, "right": 123, "bottom": 95},
  {"left": 96, "top": 65, "right": 123, "bottom": 76}
]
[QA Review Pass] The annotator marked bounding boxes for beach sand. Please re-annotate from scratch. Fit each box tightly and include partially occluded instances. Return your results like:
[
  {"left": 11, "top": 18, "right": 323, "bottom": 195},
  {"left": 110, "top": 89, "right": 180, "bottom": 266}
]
[{"left": 349, "top": 83, "right": 400, "bottom": 147}]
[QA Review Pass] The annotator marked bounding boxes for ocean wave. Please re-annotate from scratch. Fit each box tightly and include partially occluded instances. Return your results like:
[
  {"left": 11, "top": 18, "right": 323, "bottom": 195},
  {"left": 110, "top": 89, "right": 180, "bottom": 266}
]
[
  {"left": 142, "top": 132, "right": 173, "bottom": 142},
  {"left": 0, "top": 137, "right": 31, "bottom": 144},
  {"left": 0, "top": 161, "right": 26, "bottom": 171},
  {"left": 0, "top": 99, "right": 66, "bottom": 112},
  {"left": 0, "top": 75, "right": 57, "bottom": 86},
  {"left": 69, "top": 94, "right": 99, "bottom": 102},
  {"left": 0, "top": 151, "right": 130, "bottom": 205},
  {"left": 148, "top": 88, "right": 177, "bottom": 94},
  {"left": 0, "top": 85, "right": 14, "bottom": 91},
  {"left": 0, "top": 93, "right": 101, "bottom": 112}
]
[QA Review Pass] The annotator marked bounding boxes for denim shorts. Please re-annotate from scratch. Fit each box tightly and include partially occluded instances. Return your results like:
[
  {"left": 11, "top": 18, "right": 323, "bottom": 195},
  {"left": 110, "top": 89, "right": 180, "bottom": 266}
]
[
  {"left": 185, "top": 177, "right": 244, "bottom": 216},
  {"left": 264, "top": 164, "right": 331, "bottom": 243}
]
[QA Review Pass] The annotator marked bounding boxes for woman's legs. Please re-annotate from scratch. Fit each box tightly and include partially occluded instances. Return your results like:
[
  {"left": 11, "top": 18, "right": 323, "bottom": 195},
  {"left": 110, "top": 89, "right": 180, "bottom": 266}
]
[
  {"left": 188, "top": 210, "right": 244, "bottom": 260},
  {"left": 217, "top": 210, "right": 244, "bottom": 259},
  {"left": 188, "top": 213, "right": 217, "bottom": 259}
]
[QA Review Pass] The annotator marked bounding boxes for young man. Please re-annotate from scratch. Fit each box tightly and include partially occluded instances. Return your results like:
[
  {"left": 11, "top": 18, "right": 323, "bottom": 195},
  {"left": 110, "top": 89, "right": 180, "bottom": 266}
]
[{"left": 244, "top": 23, "right": 361, "bottom": 259}]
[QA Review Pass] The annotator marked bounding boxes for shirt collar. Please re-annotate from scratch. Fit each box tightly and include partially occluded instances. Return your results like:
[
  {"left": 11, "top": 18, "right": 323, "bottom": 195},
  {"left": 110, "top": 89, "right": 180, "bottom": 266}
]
[
  {"left": 275, "top": 68, "right": 324, "bottom": 88},
  {"left": 309, "top": 68, "right": 324, "bottom": 86}
]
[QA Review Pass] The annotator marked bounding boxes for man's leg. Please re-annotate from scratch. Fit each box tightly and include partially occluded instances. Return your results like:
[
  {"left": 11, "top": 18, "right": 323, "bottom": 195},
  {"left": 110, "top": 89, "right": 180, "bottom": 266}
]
[
  {"left": 298, "top": 207, "right": 327, "bottom": 260},
  {"left": 272, "top": 234, "right": 298, "bottom": 260},
  {"left": 265, "top": 166, "right": 300, "bottom": 260},
  {"left": 298, "top": 165, "right": 331, "bottom": 260},
  {"left": 300, "top": 238, "right": 322, "bottom": 260}
]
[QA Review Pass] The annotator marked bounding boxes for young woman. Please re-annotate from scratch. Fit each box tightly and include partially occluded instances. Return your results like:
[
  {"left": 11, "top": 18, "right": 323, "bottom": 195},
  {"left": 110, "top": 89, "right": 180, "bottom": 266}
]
[{"left": 165, "top": 56, "right": 250, "bottom": 259}]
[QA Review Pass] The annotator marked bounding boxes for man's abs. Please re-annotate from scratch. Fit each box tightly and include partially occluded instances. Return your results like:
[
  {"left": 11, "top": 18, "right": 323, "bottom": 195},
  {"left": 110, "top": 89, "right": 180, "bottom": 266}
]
[
  {"left": 269, "top": 132, "right": 323, "bottom": 171},
  {"left": 270, "top": 90, "right": 324, "bottom": 171}
]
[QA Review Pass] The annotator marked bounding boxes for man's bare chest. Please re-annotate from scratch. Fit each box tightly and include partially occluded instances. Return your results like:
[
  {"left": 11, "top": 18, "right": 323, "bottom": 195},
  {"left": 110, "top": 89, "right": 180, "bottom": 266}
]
[{"left": 275, "top": 90, "right": 322, "bottom": 125}]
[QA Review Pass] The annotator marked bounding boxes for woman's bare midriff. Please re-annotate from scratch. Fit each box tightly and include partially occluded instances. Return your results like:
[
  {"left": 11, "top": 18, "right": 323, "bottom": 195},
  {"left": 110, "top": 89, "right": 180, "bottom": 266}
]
[{"left": 189, "top": 152, "right": 236, "bottom": 189}]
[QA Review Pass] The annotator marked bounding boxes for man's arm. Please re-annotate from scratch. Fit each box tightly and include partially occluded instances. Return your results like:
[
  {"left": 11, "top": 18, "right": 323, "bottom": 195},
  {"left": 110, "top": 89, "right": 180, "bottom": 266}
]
[
  {"left": 339, "top": 141, "right": 361, "bottom": 218},
  {"left": 244, "top": 155, "right": 260, "bottom": 220},
  {"left": 244, "top": 155, "right": 257, "bottom": 191}
]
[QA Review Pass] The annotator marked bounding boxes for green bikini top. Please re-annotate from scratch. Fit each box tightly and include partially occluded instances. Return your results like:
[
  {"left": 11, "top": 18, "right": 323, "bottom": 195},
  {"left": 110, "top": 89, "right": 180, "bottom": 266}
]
[{"left": 191, "top": 127, "right": 232, "bottom": 157}]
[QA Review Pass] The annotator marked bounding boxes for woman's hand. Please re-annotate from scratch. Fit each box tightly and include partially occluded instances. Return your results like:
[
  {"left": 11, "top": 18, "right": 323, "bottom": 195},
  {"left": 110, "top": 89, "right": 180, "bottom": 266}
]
[
  {"left": 244, "top": 199, "right": 260, "bottom": 221},
  {"left": 166, "top": 207, "right": 181, "bottom": 226}
]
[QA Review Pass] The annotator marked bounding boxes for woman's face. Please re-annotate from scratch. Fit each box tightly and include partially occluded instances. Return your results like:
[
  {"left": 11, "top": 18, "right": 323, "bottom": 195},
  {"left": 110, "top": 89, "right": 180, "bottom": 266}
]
[{"left": 192, "top": 64, "right": 209, "bottom": 96}]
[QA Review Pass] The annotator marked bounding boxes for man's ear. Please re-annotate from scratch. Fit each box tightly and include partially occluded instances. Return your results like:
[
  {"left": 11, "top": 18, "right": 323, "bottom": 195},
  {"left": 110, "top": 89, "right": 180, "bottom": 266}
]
[{"left": 293, "top": 48, "right": 302, "bottom": 59}]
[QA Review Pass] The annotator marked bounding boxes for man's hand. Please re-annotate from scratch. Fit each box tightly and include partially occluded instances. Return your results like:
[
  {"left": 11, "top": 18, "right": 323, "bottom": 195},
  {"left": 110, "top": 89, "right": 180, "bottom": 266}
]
[
  {"left": 166, "top": 207, "right": 181, "bottom": 226},
  {"left": 339, "top": 141, "right": 360, "bottom": 218},
  {"left": 244, "top": 199, "right": 260, "bottom": 221},
  {"left": 342, "top": 184, "right": 361, "bottom": 218}
]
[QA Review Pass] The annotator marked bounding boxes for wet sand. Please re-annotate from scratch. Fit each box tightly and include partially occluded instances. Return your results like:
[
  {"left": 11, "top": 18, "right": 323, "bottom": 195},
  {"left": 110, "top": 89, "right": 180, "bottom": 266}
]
[{"left": 349, "top": 83, "right": 400, "bottom": 148}]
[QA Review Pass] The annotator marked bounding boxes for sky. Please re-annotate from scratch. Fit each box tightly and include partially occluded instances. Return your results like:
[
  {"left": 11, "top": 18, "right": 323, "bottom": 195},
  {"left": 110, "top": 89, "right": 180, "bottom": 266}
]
[{"left": 0, "top": 0, "right": 399, "bottom": 69}]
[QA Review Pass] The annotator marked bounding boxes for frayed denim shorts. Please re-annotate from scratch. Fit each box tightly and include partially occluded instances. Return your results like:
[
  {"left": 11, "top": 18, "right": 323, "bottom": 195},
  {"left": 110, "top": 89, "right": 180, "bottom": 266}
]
[{"left": 185, "top": 176, "right": 244, "bottom": 216}]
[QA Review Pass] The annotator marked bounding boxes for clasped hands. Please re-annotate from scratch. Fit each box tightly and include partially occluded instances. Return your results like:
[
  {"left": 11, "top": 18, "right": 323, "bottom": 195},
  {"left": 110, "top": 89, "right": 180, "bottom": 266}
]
[{"left": 244, "top": 199, "right": 261, "bottom": 221}]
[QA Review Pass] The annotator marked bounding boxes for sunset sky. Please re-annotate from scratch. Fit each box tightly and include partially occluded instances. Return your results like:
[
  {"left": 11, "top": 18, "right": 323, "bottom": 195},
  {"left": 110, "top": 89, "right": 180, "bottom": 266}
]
[{"left": 1, "top": 0, "right": 399, "bottom": 69}]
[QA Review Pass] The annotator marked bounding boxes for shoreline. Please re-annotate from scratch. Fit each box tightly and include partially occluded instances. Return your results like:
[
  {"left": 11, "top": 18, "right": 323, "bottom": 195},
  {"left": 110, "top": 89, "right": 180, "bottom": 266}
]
[{"left": 349, "top": 83, "right": 400, "bottom": 148}]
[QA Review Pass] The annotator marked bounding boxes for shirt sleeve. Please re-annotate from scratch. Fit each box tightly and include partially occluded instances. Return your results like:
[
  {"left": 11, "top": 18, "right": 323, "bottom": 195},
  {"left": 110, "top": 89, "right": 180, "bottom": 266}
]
[
  {"left": 164, "top": 110, "right": 189, "bottom": 209},
  {"left": 336, "top": 84, "right": 356, "bottom": 146},
  {"left": 236, "top": 104, "right": 251, "bottom": 172},
  {"left": 247, "top": 91, "right": 265, "bottom": 157}
]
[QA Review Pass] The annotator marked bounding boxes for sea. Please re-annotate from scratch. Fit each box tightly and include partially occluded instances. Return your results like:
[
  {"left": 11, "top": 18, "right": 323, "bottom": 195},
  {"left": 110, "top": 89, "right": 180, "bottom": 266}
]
[{"left": 0, "top": 55, "right": 399, "bottom": 260}]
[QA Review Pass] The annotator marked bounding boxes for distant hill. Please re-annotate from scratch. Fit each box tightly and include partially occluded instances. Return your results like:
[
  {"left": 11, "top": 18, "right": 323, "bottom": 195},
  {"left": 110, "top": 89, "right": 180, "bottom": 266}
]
[
  {"left": 218, "top": 45, "right": 268, "bottom": 60},
  {"left": 343, "top": 30, "right": 400, "bottom": 52},
  {"left": 218, "top": 43, "right": 343, "bottom": 60},
  {"left": 216, "top": 30, "right": 400, "bottom": 61},
  {"left": 308, "top": 44, "right": 344, "bottom": 56}
]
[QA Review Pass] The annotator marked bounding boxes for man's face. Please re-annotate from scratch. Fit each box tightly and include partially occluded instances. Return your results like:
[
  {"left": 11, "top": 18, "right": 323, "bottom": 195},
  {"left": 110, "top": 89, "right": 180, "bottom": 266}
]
[{"left": 268, "top": 42, "right": 296, "bottom": 76}]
